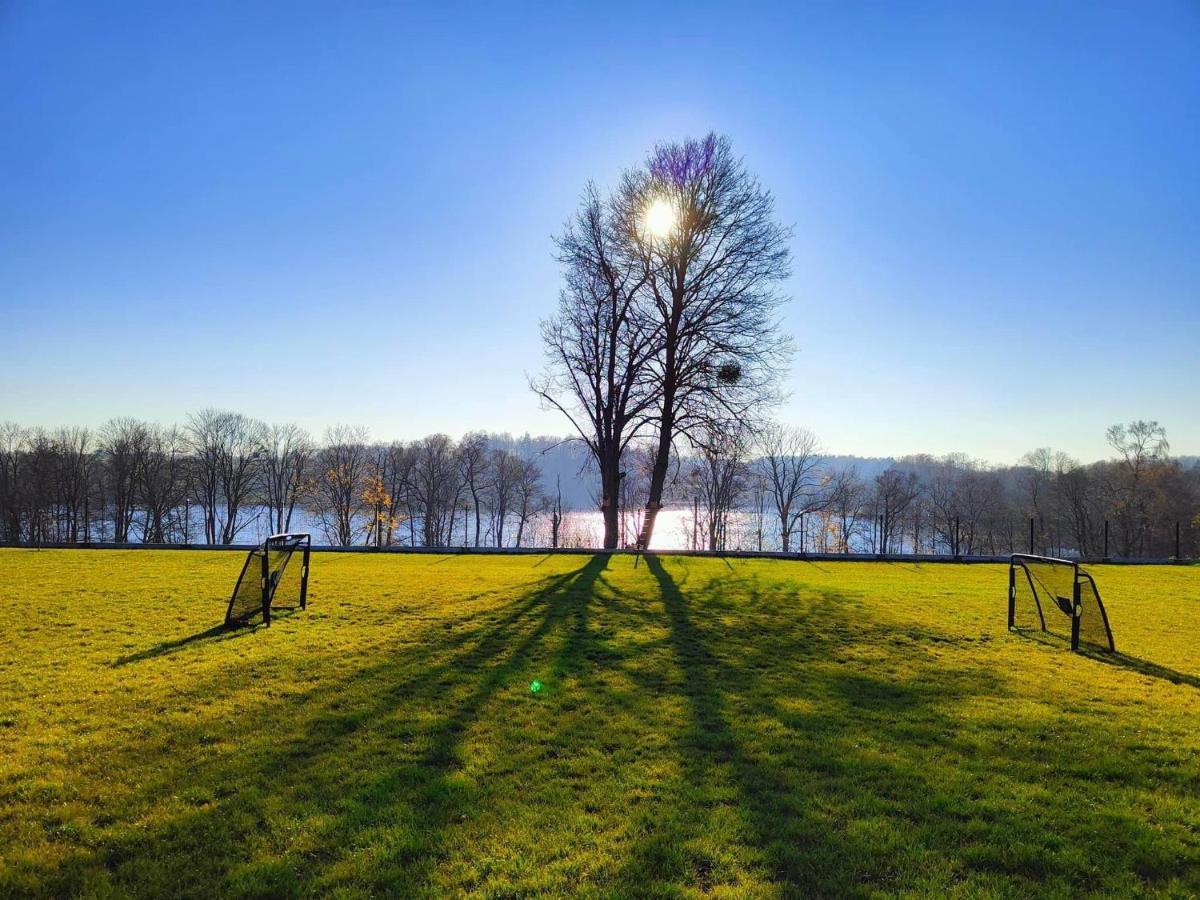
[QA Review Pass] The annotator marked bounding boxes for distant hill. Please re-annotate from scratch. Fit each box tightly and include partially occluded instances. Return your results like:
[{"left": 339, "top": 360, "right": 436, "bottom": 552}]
[
  {"left": 821, "top": 455, "right": 896, "bottom": 480},
  {"left": 481, "top": 433, "right": 597, "bottom": 508},
  {"left": 487, "top": 435, "right": 1198, "bottom": 511},
  {"left": 482, "top": 436, "right": 900, "bottom": 509}
]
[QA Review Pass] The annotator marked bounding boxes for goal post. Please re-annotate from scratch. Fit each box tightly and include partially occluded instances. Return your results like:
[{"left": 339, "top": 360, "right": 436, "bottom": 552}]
[
  {"left": 1075, "top": 569, "right": 1116, "bottom": 652},
  {"left": 1008, "top": 553, "right": 1114, "bottom": 652},
  {"left": 225, "top": 533, "right": 311, "bottom": 627}
]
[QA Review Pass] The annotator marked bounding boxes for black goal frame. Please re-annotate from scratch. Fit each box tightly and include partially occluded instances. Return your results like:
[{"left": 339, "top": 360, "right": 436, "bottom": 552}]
[
  {"left": 225, "top": 533, "right": 311, "bottom": 627},
  {"left": 1008, "top": 553, "right": 1115, "bottom": 652}
]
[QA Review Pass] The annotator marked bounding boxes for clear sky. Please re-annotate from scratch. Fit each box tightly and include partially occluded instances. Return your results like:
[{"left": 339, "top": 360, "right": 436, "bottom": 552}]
[{"left": 2, "top": 1, "right": 1197, "bottom": 463}]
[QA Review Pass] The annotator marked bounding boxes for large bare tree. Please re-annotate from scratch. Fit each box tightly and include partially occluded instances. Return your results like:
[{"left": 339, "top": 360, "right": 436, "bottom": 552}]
[
  {"left": 618, "top": 134, "right": 792, "bottom": 548},
  {"left": 534, "top": 185, "right": 658, "bottom": 548}
]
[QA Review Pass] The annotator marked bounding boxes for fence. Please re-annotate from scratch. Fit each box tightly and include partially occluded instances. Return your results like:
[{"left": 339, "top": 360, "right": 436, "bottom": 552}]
[{"left": 2, "top": 525, "right": 1196, "bottom": 564}]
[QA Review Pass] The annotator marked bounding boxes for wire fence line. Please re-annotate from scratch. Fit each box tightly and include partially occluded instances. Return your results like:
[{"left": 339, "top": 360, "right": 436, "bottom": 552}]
[{"left": 4, "top": 534, "right": 1194, "bottom": 565}]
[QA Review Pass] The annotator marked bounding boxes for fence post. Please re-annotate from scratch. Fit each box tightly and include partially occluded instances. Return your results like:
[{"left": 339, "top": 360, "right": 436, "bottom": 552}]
[{"left": 260, "top": 547, "right": 271, "bottom": 627}]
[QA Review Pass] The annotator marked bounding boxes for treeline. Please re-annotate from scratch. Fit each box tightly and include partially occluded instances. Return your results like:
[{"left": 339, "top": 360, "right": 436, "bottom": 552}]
[
  {"left": 0, "top": 413, "right": 581, "bottom": 549},
  {"left": 1, "top": 414, "right": 1196, "bottom": 558},
  {"left": 667, "top": 420, "right": 1199, "bottom": 559}
]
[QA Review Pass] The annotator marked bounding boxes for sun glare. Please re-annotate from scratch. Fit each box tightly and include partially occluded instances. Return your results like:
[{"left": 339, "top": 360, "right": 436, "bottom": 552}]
[{"left": 643, "top": 197, "right": 677, "bottom": 240}]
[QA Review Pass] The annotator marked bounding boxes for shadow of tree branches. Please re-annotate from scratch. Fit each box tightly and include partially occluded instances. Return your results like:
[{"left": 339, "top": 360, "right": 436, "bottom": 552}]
[{"left": 15, "top": 554, "right": 1199, "bottom": 898}]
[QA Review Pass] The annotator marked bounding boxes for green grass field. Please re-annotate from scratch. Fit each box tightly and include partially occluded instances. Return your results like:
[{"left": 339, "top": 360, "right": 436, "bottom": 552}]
[{"left": 0, "top": 550, "right": 1197, "bottom": 898}]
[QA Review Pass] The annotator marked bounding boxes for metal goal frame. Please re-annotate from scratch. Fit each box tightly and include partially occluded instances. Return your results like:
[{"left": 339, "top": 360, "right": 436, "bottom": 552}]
[
  {"left": 1008, "top": 553, "right": 1114, "bottom": 652},
  {"left": 225, "top": 533, "right": 311, "bottom": 627}
]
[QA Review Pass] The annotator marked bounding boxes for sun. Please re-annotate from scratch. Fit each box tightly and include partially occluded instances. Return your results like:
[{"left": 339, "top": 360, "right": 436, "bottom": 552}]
[{"left": 643, "top": 197, "right": 677, "bottom": 240}]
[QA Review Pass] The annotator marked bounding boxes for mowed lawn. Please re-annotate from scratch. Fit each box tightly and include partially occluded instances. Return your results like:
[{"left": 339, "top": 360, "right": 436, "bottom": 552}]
[{"left": 0, "top": 550, "right": 1197, "bottom": 898}]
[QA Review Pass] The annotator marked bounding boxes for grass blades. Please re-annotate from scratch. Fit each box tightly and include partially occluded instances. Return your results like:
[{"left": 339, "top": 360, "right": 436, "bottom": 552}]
[{"left": 0, "top": 550, "right": 1196, "bottom": 897}]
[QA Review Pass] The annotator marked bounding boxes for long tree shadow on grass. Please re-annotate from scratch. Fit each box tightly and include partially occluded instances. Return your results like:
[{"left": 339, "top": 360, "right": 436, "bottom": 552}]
[
  {"left": 636, "top": 556, "right": 1199, "bottom": 897},
  {"left": 15, "top": 555, "right": 1199, "bottom": 897},
  {"left": 638, "top": 554, "right": 886, "bottom": 894},
  {"left": 38, "top": 555, "right": 612, "bottom": 898}
]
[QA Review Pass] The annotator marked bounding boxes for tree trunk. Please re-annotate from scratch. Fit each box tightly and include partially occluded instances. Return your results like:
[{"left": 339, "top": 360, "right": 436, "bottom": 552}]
[
  {"left": 637, "top": 419, "right": 673, "bottom": 549},
  {"left": 638, "top": 334, "right": 678, "bottom": 548},
  {"left": 600, "top": 458, "right": 621, "bottom": 549},
  {"left": 638, "top": 381, "right": 676, "bottom": 549}
]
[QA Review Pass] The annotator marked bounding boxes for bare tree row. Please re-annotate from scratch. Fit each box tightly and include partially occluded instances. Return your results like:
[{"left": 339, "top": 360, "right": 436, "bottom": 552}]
[
  {"left": 0, "top": 415, "right": 568, "bottom": 549},
  {"left": 662, "top": 419, "right": 1198, "bottom": 559},
  {"left": 2, "top": 413, "right": 1194, "bottom": 557}
]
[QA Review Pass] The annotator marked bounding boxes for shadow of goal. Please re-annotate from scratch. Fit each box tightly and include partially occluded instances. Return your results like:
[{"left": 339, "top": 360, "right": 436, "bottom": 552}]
[
  {"left": 225, "top": 533, "right": 311, "bottom": 627},
  {"left": 1008, "top": 553, "right": 1114, "bottom": 652}
]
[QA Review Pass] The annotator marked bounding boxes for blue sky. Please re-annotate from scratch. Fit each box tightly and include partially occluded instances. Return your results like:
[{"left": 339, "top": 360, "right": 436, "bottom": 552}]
[{"left": 2, "top": 1, "right": 1197, "bottom": 462}]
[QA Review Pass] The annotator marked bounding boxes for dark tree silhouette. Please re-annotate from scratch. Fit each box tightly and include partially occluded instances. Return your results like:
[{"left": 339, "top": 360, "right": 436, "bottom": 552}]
[
  {"left": 534, "top": 185, "right": 659, "bottom": 548},
  {"left": 617, "top": 134, "right": 792, "bottom": 548}
]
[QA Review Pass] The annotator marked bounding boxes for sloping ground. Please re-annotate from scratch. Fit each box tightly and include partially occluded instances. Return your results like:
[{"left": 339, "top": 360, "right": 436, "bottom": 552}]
[{"left": 0, "top": 550, "right": 1196, "bottom": 897}]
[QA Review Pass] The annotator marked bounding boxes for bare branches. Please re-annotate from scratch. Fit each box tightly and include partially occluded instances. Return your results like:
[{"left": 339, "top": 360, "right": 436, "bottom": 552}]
[
  {"left": 313, "top": 425, "right": 371, "bottom": 546},
  {"left": 186, "top": 409, "right": 265, "bottom": 544},
  {"left": 410, "top": 434, "right": 463, "bottom": 547},
  {"left": 262, "top": 423, "right": 314, "bottom": 536},
  {"left": 755, "top": 424, "right": 828, "bottom": 552},
  {"left": 138, "top": 425, "right": 190, "bottom": 543},
  {"left": 871, "top": 468, "right": 920, "bottom": 555},
  {"left": 100, "top": 418, "right": 146, "bottom": 543},
  {"left": 684, "top": 427, "right": 750, "bottom": 551},
  {"left": 458, "top": 432, "right": 490, "bottom": 547},
  {"left": 537, "top": 134, "right": 793, "bottom": 549},
  {"left": 621, "top": 134, "right": 793, "bottom": 547},
  {"left": 1107, "top": 420, "right": 1170, "bottom": 477},
  {"left": 534, "top": 183, "right": 661, "bottom": 547}
]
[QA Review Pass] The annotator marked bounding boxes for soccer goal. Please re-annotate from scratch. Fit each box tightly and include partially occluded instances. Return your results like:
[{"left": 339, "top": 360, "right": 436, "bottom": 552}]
[
  {"left": 225, "top": 533, "right": 311, "bottom": 627},
  {"left": 1008, "top": 553, "right": 1115, "bottom": 652}
]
